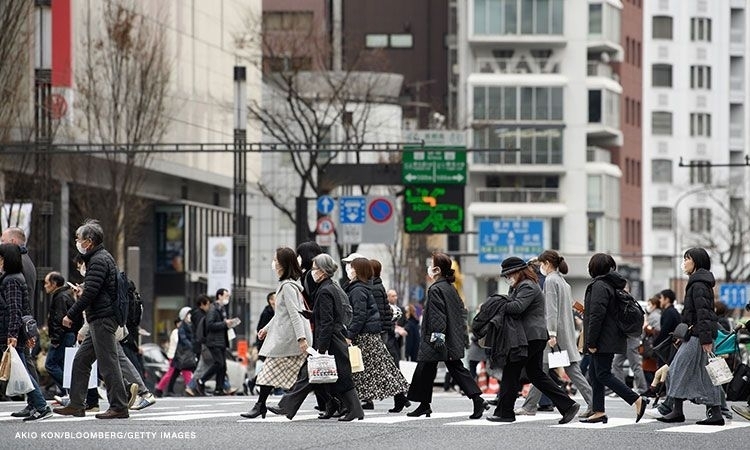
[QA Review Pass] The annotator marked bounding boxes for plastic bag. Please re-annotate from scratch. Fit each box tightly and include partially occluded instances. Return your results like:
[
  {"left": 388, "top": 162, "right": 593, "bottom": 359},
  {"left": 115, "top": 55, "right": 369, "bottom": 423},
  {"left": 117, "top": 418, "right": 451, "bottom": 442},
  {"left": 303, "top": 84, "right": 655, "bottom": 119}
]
[
  {"left": 307, "top": 349, "right": 338, "bottom": 384},
  {"left": 5, "top": 347, "right": 34, "bottom": 396}
]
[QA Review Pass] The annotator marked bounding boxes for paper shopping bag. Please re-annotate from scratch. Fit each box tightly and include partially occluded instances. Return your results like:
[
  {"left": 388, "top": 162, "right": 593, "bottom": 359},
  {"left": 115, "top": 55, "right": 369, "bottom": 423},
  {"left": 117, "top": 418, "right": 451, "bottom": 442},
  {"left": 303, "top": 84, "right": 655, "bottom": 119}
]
[
  {"left": 348, "top": 345, "right": 364, "bottom": 373},
  {"left": 399, "top": 360, "right": 417, "bottom": 383},
  {"left": 548, "top": 346, "right": 571, "bottom": 369},
  {"left": 63, "top": 346, "right": 98, "bottom": 389},
  {"left": 0, "top": 348, "right": 11, "bottom": 381}
]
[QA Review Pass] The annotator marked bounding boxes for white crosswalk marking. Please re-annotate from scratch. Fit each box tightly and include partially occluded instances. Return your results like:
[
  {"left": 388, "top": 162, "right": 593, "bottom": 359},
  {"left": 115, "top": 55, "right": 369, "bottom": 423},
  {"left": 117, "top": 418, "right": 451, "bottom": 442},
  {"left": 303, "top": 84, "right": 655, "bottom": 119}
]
[
  {"left": 358, "top": 411, "right": 467, "bottom": 424},
  {"left": 657, "top": 422, "right": 750, "bottom": 434},
  {"left": 238, "top": 413, "right": 319, "bottom": 423},
  {"left": 135, "top": 412, "right": 239, "bottom": 421},
  {"left": 552, "top": 417, "right": 656, "bottom": 428},
  {"left": 448, "top": 415, "right": 557, "bottom": 426}
]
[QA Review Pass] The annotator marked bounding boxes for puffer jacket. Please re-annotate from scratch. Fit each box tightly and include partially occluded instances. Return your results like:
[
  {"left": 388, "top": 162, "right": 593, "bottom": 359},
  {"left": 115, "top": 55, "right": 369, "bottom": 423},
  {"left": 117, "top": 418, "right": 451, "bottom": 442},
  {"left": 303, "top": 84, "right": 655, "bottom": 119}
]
[
  {"left": 345, "top": 279, "right": 381, "bottom": 340},
  {"left": 204, "top": 302, "right": 228, "bottom": 348},
  {"left": 67, "top": 244, "right": 117, "bottom": 323},
  {"left": 418, "top": 278, "right": 468, "bottom": 362},
  {"left": 583, "top": 271, "right": 628, "bottom": 354},
  {"left": 371, "top": 277, "right": 393, "bottom": 334},
  {"left": 682, "top": 268, "right": 719, "bottom": 344},
  {"left": 48, "top": 286, "right": 77, "bottom": 345}
]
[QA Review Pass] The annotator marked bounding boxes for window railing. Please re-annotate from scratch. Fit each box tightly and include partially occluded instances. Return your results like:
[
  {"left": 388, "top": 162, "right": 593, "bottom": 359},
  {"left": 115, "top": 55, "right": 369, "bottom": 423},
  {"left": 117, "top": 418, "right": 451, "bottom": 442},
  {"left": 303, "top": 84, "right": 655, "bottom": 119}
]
[
  {"left": 587, "top": 62, "right": 616, "bottom": 79},
  {"left": 730, "top": 28, "right": 744, "bottom": 44},
  {"left": 730, "top": 75, "right": 744, "bottom": 91},
  {"left": 477, "top": 57, "right": 560, "bottom": 74},
  {"left": 475, "top": 187, "right": 560, "bottom": 203}
]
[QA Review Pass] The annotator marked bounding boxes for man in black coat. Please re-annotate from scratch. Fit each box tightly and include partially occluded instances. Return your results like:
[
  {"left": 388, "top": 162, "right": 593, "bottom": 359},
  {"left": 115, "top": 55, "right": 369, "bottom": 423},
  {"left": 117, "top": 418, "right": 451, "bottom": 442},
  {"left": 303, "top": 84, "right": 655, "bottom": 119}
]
[
  {"left": 43, "top": 272, "right": 78, "bottom": 394},
  {"left": 654, "top": 289, "right": 681, "bottom": 349}
]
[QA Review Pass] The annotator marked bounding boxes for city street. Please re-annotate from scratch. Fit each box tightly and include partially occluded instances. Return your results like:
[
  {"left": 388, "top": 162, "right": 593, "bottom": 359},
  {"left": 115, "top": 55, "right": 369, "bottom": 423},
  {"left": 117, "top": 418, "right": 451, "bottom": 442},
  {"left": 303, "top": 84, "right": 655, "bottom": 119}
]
[{"left": 1, "top": 390, "right": 748, "bottom": 449}]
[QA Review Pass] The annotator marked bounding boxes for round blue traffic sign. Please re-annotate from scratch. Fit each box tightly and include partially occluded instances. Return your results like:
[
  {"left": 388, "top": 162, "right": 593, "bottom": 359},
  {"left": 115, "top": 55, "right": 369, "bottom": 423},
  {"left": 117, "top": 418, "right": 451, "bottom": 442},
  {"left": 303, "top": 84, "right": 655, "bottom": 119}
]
[{"left": 368, "top": 198, "right": 393, "bottom": 223}]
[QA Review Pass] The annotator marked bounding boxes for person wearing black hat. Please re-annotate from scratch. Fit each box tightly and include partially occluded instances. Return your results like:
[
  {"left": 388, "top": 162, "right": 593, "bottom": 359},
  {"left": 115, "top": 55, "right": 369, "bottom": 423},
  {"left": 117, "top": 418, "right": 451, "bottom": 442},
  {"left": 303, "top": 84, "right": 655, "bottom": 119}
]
[{"left": 486, "top": 256, "right": 580, "bottom": 424}]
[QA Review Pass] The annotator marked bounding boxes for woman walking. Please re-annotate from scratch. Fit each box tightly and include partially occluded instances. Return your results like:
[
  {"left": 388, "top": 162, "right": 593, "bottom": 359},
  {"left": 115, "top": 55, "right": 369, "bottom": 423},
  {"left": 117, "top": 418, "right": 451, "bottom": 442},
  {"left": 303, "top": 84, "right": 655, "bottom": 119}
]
[
  {"left": 345, "top": 257, "right": 410, "bottom": 412},
  {"left": 404, "top": 304, "right": 420, "bottom": 361},
  {"left": 272, "top": 253, "right": 365, "bottom": 421},
  {"left": 657, "top": 247, "right": 724, "bottom": 425},
  {"left": 241, "top": 247, "right": 312, "bottom": 419},
  {"left": 407, "top": 252, "right": 486, "bottom": 419},
  {"left": 580, "top": 253, "right": 647, "bottom": 424},
  {"left": 486, "top": 256, "right": 580, "bottom": 423},
  {"left": 517, "top": 250, "right": 594, "bottom": 418}
]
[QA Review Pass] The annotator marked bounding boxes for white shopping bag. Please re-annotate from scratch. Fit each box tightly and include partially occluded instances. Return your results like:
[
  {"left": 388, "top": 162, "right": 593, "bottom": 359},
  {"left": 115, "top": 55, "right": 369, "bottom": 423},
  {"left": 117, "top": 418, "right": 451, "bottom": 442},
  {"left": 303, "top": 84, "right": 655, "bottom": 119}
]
[
  {"left": 5, "top": 347, "right": 34, "bottom": 396},
  {"left": 548, "top": 346, "right": 571, "bottom": 369},
  {"left": 399, "top": 360, "right": 418, "bottom": 384},
  {"left": 63, "top": 346, "right": 98, "bottom": 389}
]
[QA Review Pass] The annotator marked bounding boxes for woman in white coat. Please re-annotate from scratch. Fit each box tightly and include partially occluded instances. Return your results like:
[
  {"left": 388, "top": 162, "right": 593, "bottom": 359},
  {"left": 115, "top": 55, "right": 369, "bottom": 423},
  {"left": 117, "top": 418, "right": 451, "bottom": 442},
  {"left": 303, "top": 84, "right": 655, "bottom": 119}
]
[
  {"left": 242, "top": 247, "right": 312, "bottom": 419},
  {"left": 517, "top": 250, "right": 594, "bottom": 417}
]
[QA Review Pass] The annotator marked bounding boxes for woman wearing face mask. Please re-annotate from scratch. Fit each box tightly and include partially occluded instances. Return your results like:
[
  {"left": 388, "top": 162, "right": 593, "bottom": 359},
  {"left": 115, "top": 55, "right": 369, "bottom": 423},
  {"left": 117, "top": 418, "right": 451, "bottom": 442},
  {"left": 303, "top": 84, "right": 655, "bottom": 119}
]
[
  {"left": 486, "top": 256, "right": 580, "bottom": 423},
  {"left": 406, "top": 252, "right": 487, "bottom": 419},
  {"left": 345, "top": 258, "right": 409, "bottom": 413},
  {"left": 516, "top": 250, "right": 594, "bottom": 418},
  {"left": 241, "top": 247, "right": 312, "bottom": 419},
  {"left": 657, "top": 248, "right": 724, "bottom": 426}
]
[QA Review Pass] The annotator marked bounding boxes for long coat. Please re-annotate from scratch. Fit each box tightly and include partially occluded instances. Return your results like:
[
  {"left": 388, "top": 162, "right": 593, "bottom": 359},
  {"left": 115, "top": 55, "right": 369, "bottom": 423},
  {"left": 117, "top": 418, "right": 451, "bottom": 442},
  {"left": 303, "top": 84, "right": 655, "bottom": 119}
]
[
  {"left": 260, "top": 280, "right": 313, "bottom": 357},
  {"left": 505, "top": 279, "right": 548, "bottom": 341},
  {"left": 543, "top": 271, "right": 581, "bottom": 363},
  {"left": 583, "top": 271, "right": 627, "bottom": 355},
  {"left": 417, "top": 278, "right": 468, "bottom": 362}
]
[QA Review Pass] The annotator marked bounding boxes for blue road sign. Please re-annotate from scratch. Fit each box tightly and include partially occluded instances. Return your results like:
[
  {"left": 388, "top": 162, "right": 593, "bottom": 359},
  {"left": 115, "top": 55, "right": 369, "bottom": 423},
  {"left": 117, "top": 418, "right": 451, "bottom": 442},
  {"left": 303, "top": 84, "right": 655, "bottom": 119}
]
[
  {"left": 478, "top": 219, "right": 544, "bottom": 264},
  {"left": 339, "top": 196, "right": 366, "bottom": 224},
  {"left": 317, "top": 195, "right": 335, "bottom": 215},
  {"left": 410, "top": 285, "right": 425, "bottom": 302},
  {"left": 719, "top": 283, "right": 749, "bottom": 309}
]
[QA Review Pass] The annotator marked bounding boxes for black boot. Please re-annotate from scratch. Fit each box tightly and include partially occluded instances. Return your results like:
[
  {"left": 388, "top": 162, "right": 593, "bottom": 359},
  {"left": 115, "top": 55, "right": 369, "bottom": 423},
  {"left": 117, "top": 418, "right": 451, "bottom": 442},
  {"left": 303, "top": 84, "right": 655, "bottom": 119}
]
[
  {"left": 470, "top": 395, "right": 488, "bottom": 419},
  {"left": 696, "top": 405, "right": 725, "bottom": 426},
  {"left": 240, "top": 403, "right": 267, "bottom": 419},
  {"left": 361, "top": 400, "right": 374, "bottom": 410},
  {"left": 339, "top": 389, "right": 365, "bottom": 422},
  {"left": 318, "top": 398, "right": 340, "bottom": 420},
  {"left": 389, "top": 393, "right": 411, "bottom": 413},
  {"left": 406, "top": 402, "right": 432, "bottom": 417}
]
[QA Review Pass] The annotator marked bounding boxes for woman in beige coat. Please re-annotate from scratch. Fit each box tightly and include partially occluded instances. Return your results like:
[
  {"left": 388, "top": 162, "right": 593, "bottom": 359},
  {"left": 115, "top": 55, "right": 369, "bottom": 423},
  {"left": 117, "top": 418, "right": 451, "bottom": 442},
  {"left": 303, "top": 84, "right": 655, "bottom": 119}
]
[{"left": 241, "top": 247, "right": 312, "bottom": 419}]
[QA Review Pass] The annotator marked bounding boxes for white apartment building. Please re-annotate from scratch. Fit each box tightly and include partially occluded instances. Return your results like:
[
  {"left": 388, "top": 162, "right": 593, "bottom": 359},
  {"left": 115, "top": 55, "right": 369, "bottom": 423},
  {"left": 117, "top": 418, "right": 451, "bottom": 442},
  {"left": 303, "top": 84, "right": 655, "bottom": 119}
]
[
  {"left": 642, "top": 0, "right": 749, "bottom": 296},
  {"left": 456, "top": 0, "right": 625, "bottom": 307}
]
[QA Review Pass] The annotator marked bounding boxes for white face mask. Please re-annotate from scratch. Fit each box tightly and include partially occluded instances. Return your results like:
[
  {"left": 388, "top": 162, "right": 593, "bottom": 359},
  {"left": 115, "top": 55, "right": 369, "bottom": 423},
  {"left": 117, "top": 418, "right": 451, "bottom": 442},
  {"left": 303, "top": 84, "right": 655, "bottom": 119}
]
[
  {"left": 539, "top": 264, "right": 549, "bottom": 276},
  {"left": 346, "top": 265, "right": 356, "bottom": 280},
  {"left": 680, "top": 261, "right": 687, "bottom": 273},
  {"left": 221, "top": 298, "right": 229, "bottom": 306},
  {"left": 76, "top": 241, "right": 87, "bottom": 255},
  {"left": 271, "top": 260, "right": 278, "bottom": 273},
  {"left": 78, "top": 267, "right": 86, "bottom": 277},
  {"left": 312, "top": 268, "right": 325, "bottom": 283},
  {"left": 428, "top": 266, "right": 440, "bottom": 279},
  {"left": 297, "top": 255, "right": 303, "bottom": 267}
]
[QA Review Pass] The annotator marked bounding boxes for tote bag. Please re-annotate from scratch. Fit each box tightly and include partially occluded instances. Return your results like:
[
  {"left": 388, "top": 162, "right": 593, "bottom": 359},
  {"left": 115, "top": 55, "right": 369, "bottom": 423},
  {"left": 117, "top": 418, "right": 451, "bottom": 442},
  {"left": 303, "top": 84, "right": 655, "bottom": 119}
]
[
  {"left": 348, "top": 345, "right": 364, "bottom": 373},
  {"left": 548, "top": 345, "right": 571, "bottom": 369},
  {"left": 63, "top": 346, "right": 98, "bottom": 389}
]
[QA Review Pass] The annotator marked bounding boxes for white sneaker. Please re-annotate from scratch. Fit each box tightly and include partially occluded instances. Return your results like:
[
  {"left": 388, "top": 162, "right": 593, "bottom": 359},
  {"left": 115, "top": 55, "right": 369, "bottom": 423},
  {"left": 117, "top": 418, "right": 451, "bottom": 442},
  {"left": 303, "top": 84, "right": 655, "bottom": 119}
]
[
  {"left": 130, "top": 393, "right": 156, "bottom": 411},
  {"left": 644, "top": 407, "right": 664, "bottom": 419},
  {"left": 127, "top": 383, "right": 140, "bottom": 409},
  {"left": 53, "top": 395, "right": 69, "bottom": 406}
]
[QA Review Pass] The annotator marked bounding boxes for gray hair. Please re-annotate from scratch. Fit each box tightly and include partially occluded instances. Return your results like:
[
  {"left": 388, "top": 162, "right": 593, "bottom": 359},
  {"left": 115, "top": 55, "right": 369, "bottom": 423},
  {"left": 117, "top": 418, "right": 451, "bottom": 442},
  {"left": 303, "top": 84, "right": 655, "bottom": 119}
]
[
  {"left": 312, "top": 253, "right": 338, "bottom": 278},
  {"left": 76, "top": 219, "right": 104, "bottom": 245},
  {"left": 2, "top": 227, "right": 26, "bottom": 245}
]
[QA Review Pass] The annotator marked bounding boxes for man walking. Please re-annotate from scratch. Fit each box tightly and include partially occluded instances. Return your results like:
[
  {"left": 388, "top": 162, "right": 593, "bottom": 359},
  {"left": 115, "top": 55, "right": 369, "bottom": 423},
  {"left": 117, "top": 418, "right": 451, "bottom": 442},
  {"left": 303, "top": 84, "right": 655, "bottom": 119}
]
[
  {"left": 43, "top": 272, "right": 79, "bottom": 395},
  {"left": 54, "top": 219, "right": 129, "bottom": 419},
  {"left": 191, "top": 289, "right": 238, "bottom": 396}
]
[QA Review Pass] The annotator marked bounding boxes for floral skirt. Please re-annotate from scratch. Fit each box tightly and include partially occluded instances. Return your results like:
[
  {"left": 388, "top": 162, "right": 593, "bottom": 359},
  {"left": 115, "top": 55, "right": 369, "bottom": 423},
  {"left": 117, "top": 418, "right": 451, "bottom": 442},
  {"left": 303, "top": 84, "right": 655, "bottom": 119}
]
[
  {"left": 352, "top": 333, "right": 409, "bottom": 401},
  {"left": 256, "top": 354, "right": 306, "bottom": 390}
]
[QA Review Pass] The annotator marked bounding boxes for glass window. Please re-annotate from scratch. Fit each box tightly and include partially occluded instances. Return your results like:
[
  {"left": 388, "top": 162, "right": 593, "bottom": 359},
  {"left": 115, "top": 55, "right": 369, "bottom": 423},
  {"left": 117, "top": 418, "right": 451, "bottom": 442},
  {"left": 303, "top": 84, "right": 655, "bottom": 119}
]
[
  {"left": 521, "top": 0, "right": 534, "bottom": 33},
  {"left": 365, "top": 34, "right": 388, "bottom": 48},
  {"left": 390, "top": 34, "right": 413, "bottom": 48},
  {"left": 552, "top": 0, "right": 564, "bottom": 33},
  {"left": 652, "top": 111, "right": 673, "bottom": 135},
  {"left": 535, "top": 87, "right": 549, "bottom": 120},
  {"left": 474, "top": 0, "right": 487, "bottom": 34},
  {"left": 691, "top": 17, "right": 712, "bottom": 41},
  {"left": 690, "top": 208, "right": 711, "bottom": 232},
  {"left": 504, "top": 87, "right": 517, "bottom": 120},
  {"left": 588, "top": 90, "right": 602, "bottom": 123},
  {"left": 536, "top": 0, "right": 550, "bottom": 34},
  {"left": 651, "top": 159, "right": 672, "bottom": 183},
  {"left": 690, "top": 65, "right": 711, "bottom": 89},
  {"left": 488, "top": 87, "right": 503, "bottom": 120},
  {"left": 521, "top": 87, "right": 534, "bottom": 120},
  {"left": 473, "top": 87, "right": 486, "bottom": 120},
  {"left": 653, "top": 16, "right": 673, "bottom": 39},
  {"left": 689, "top": 160, "right": 712, "bottom": 184},
  {"left": 652, "top": 207, "right": 673, "bottom": 230},
  {"left": 505, "top": 0, "right": 518, "bottom": 33},
  {"left": 690, "top": 113, "right": 711, "bottom": 137},
  {"left": 652, "top": 64, "right": 673, "bottom": 87},
  {"left": 550, "top": 87, "right": 563, "bottom": 120},
  {"left": 589, "top": 4, "right": 603, "bottom": 35}
]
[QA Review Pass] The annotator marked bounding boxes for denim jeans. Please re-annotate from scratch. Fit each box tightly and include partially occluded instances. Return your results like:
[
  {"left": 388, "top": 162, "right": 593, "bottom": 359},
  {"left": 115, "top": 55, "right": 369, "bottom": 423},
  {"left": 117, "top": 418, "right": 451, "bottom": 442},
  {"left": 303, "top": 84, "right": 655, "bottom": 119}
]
[
  {"left": 590, "top": 352, "right": 639, "bottom": 412},
  {"left": 16, "top": 346, "right": 47, "bottom": 411},
  {"left": 45, "top": 332, "right": 76, "bottom": 391}
]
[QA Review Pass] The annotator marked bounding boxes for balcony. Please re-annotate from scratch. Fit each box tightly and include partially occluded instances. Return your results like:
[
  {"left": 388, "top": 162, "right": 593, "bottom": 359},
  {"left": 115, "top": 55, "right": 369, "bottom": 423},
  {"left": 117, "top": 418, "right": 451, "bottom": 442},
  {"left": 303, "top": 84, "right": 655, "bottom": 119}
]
[
  {"left": 587, "top": 2, "right": 623, "bottom": 57},
  {"left": 475, "top": 187, "right": 560, "bottom": 203},
  {"left": 730, "top": 122, "right": 744, "bottom": 149},
  {"left": 587, "top": 62, "right": 618, "bottom": 81},
  {"left": 730, "top": 75, "right": 744, "bottom": 102},
  {"left": 470, "top": 0, "right": 566, "bottom": 46},
  {"left": 730, "top": 28, "right": 745, "bottom": 54},
  {"left": 587, "top": 87, "right": 622, "bottom": 145},
  {"left": 476, "top": 56, "right": 561, "bottom": 75}
]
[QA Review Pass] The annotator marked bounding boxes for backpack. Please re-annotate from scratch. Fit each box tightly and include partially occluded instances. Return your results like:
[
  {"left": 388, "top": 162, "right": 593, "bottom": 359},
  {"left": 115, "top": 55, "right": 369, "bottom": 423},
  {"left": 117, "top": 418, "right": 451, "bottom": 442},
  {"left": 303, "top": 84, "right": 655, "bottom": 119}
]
[
  {"left": 19, "top": 315, "right": 39, "bottom": 342},
  {"left": 113, "top": 271, "right": 131, "bottom": 327},
  {"left": 195, "top": 316, "right": 208, "bottom": 344},
  {"left": 125, "top": 279, "right": 143, "bottom": 330},
  {"left": 612, "top": 287, "right": 645, "bottom": 338}
]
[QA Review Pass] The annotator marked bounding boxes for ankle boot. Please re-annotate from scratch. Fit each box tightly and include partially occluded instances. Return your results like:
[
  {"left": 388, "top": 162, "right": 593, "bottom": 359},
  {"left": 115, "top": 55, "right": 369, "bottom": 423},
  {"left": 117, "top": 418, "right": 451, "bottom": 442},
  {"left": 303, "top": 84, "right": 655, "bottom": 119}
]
[
  {"left": 318, "top": 398, "right": 340, "bottom": 420},
  {"left": 406, "top": 402, "right": 431, "bottom": 417},
  {"left": 240, "top": 402, "right": 267, "bottom": 419},
  {"left": 470, "top": 396, "right": 488, "bottom": 419},
  {"left": 696, "top": 405, "right": 725, "bottom": 426},
  {"left": 389, "top": 393, "right": 410, "bottom": 413},
  {"left": 339, "top": 389, "right": 365, "bottom": 422}
]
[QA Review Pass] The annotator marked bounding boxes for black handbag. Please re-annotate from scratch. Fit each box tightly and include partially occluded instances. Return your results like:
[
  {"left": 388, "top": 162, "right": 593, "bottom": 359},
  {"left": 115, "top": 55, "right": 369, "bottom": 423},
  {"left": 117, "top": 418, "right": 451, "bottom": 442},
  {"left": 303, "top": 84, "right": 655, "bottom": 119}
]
[
  {"left": 725, "top": 363, "right": 750, "bottom": 401},
  {"left": 174, "top": 347, "right": 197, "bottom": 371}
]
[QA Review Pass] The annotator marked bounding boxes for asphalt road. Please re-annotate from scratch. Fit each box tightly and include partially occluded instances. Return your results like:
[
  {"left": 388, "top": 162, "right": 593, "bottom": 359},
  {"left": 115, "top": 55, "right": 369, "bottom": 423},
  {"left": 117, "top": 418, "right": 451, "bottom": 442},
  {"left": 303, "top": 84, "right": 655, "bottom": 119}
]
[{"left": 1, "top": 391, "right": 748, "bottom": 450}]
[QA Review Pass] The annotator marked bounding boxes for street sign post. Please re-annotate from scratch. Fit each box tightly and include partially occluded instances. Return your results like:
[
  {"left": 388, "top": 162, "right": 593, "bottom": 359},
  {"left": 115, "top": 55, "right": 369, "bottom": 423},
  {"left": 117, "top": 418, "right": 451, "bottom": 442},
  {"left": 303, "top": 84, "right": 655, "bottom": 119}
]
[
  {"left": 339, "top": 196, "right": 366, "bottom": 224},
  {"left": 316, "top": 195, "right": 335, "bottom": 215},
  {"left": 719, "top": 283, "right": 749, "bottom": 308},
  {"left": 478, "top": 219, "right": 544, "bottom": 264},
  {"left": 402, "top": 147, "right": 467, "bottom": 185}
]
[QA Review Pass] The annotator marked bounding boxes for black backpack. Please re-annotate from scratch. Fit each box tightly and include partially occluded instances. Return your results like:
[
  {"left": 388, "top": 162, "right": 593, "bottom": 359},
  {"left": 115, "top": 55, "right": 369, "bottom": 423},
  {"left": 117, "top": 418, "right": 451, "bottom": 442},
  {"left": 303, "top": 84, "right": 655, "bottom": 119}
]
[
  {"left": 19, "top": 315, "right": 39, "bottom": 342},
  {"left": 125, "top": 279, "right": 143, "bottom": 329},
  {"left": 612, "top": 287, "right": 645, "bottom": 337},
  {"left": 113, "top": 271, "right": 131, "bottom": 327}
]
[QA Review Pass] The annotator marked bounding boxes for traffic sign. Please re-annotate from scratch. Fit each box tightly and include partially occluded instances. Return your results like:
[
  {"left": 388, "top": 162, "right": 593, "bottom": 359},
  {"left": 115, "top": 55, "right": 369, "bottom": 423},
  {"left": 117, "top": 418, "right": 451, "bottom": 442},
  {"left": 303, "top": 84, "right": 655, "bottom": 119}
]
[
  {"left": 316, "top": 195, "right": 335, "bottom": 215},
  {"left": 368, "top": 198, "right": 393, "bottom": 223},
  {"left": 339, "top": 196, "right": 366, "bottom": 224},
  {"left": 315, "top": 217, "right": 335, "bottom": 235},
  {"left": 402, "top": 147, "right": 467, "bottom": 185},
  {"left": 404, "top": 185, "right": 464, "bottom": 233},
  {"left": 719, "top": 283, "right": 749, "bottom": 308},
  {"left": 478, "top": 219, "right": 544, "bottom": 264}
]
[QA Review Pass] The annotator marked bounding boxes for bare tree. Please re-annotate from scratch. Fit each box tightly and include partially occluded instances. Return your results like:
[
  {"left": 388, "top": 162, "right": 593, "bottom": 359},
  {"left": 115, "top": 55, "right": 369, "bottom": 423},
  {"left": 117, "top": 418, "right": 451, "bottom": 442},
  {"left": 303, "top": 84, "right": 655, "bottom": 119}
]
[
  {"left": 72, "top": 0, "right": 171, "bottom": 264},
  {"left": 0, "top": 1, "right": 33, "bottom": 144}
]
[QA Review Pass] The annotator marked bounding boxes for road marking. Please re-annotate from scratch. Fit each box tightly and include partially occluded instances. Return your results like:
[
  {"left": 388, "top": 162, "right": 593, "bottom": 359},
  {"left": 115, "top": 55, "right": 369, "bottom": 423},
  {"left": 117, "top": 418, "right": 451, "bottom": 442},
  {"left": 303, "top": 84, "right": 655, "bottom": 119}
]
[
  {"left": 447, "top": 415, "right": 557, "bottom": 426},
  {"left": 135, "top": 412, "right": 240, "bottom": 421},
  {"left": 358, "top": 411, "right": 467, "bottom": 424},
  {"left": 551, "top": 417, "right": 655, "bottom": 428},
  {"left": 657, "top": 422, "right": 750, "bottom": 434},
  {"left": 237, "top": 414, "right": 319, "bottom": 423}
]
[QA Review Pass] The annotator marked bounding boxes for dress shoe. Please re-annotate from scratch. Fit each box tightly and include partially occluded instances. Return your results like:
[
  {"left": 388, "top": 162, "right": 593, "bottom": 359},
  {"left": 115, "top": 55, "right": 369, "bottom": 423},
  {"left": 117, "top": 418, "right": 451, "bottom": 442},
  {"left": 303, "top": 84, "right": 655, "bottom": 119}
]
[
  {"left": 487, "top": 399, "right": 499, "bottom": 406},
  {"left": 559, "top": 403, "right": 580, "bottom": 424},
  {"left": 95, "top": 408, "right": 129, "bottom": 419},
  {"left": 361, "top": 400, "right": 374, "bottom": 410},
  {"left": 696, "top": 406, "right": 725, "bottom": 426},
  {"left": 240, "top": 403, "right": 267, "bottom": 419},
  {"left": 470, "top": 397, "right": 488, "bottom": 419},
  {"left": 656, "top": 414, "right": 685, "bottom": 423},
  {"left": 635, "top": 397, "right": 649, "bottom": 423},
  {"left": 406, "top": 402, "right": 431, "bottom": 417},
  {"left": 267, "top": 405, "right": 286, "bottom": 416},
  {"left": 486, "top": 415, "right": 515, "bottom": 423},
  {"left": 538, "top": 405, "right": 554, "bottom": 412},
  {"left": 388, "top": 393, "right": 410, "bottom": 413},
  {"left": 579, "top": 414, "right": 608, "bottom": 424},
  {"left": 53, "top": 405, "right": 85, "bottom": 417},
  {"left": 731, "top": 405, "right": 750, "bottom": 422}
]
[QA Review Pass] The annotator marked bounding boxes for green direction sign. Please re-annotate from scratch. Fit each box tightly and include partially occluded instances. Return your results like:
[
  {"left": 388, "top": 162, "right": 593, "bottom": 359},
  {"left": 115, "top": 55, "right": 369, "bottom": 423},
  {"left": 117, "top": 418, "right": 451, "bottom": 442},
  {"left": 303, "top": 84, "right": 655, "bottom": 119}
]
[
  {"left": 404, "top": 185, "right": 464, "bottom": 234},
  {"left": 402, "top": 146, "right": 467, "bottom": 185}
]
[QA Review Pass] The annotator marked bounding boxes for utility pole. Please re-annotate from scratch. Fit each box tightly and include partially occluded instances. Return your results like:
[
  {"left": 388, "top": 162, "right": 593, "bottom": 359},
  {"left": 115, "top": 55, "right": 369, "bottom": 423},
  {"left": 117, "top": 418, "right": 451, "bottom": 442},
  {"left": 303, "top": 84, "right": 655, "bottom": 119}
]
[{"left": 233, "top": 66, "right": 249, "bottom": 314}]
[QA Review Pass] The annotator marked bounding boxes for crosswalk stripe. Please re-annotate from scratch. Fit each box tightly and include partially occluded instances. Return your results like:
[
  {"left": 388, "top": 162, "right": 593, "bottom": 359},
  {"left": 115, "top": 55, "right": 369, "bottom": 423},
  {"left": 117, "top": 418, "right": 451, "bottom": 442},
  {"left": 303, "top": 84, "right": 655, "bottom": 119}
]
[
  {"left": 44, "top": 415, "right": 97, "bottom": 422},
  {"left": 131, "top": 409, "right": 224, "bottom": 418},
  {"left": 657, "top": 422, "right": 750, "bottom": 434},
  {"left": 358, "top": 411, "right": 467, "bottom": 424},
  {"left": 552, "top": 418, "right": 655, "bottom": 428},
  {"left": 135, "top": 412, "right": 239, "bottom": 421},
  {"left": 238, "top": 414, "right": 319, "bottom": 423},
  {"left": 448, "top": 415, "right": 557, "bottom": 426}
]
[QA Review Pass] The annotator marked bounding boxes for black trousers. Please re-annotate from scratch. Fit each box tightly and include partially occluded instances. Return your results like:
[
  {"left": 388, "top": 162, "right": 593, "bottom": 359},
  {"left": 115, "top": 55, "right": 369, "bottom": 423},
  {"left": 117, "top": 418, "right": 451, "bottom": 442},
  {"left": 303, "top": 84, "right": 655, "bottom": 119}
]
[
  {"left": 278, "top": 361, "right": 331, "bottom": 416},
  {"left": 201, "top": 346, "right": 227, "bottom": 391},
  {"left": 496, "top": 339, "right": 575, "bottom": 419},
  {"left": 407, "top": 359, "right": 481, "bottom": 403}
]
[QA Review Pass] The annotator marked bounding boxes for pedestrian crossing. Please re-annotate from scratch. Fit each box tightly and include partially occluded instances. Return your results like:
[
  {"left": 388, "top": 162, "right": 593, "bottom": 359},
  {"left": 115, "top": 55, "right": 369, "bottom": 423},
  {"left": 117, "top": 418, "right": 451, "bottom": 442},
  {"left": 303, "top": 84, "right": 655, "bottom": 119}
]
[{"left": 1, "top": 398, "right": 748, "bottom": 434}]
